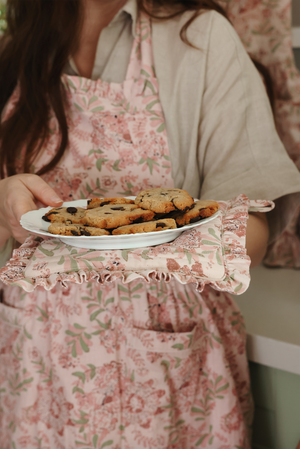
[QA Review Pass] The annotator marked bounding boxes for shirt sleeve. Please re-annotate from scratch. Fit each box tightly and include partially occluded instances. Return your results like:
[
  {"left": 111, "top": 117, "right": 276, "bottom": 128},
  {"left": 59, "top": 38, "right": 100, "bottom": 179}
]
[{"left": 198, "top": 12, "right": 300, "bottom": 203}]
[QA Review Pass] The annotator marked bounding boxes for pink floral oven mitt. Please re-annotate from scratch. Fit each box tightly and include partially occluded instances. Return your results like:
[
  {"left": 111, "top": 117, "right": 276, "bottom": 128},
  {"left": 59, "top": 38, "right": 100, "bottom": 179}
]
[{"left": 0, "top": 195, "right": 274, "bottom": 294}]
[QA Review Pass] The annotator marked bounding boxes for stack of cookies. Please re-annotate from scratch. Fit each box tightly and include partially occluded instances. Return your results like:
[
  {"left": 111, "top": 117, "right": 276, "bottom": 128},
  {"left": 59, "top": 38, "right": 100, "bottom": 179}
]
[{"left": 42, "top": 188, "right": 219, "bottom": 237}]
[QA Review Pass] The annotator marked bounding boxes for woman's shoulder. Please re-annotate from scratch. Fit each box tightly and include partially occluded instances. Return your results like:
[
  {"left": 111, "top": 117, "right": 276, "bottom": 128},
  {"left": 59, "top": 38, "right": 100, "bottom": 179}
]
[{"left": 152, "top": 9, "right": 243, "bottom": 58}]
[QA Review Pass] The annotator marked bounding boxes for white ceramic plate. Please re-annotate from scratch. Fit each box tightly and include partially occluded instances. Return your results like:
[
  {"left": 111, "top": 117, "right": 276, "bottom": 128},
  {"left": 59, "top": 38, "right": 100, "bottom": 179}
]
[{"left": 20, "top": 199, "right": 220, "bottom": 250}]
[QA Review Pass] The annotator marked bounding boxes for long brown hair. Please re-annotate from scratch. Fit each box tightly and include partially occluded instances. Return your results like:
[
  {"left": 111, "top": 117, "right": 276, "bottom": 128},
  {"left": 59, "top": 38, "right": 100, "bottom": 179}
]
[{"left": 0, "top": 0, "right": 272, "bottom": 178}]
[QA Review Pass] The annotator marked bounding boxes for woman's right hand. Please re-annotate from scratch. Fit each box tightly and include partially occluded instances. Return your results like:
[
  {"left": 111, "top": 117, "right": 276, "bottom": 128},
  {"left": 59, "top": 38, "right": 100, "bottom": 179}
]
[{"left": 0, "top": 174, "right": 63, "bottom": 245}]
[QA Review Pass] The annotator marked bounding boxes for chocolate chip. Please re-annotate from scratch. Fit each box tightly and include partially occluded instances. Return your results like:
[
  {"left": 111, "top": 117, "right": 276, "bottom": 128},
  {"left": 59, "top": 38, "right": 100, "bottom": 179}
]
[
  {"left": 189, "top": 217, "right": 201, "bottom": 223},
  {"left": 71, "top": 230, "right": 79, "bottom": 236},
  {"left": 42, "top": 215, "right": 51, "bottom": 222},
  {"left": 156, "top": 222, "right": 167, "bottom": 228},
  {"left": 47, "top": 211, "right": 59, "bottom": 215},
  {"left": 111, "top": 207, "right": 125, "bottom": 211},
  {"left": 100, "top": 201, "right": 110, "bottom": 206},
  {"left": 87, "top": 200, "right": 92, "bottom": 205},
  {"left": 67, "top": 207, "right": 78, "bottom": 214},
  {"left": 81, "top": 230, "right": 91, "bottom": 236},
  {"left": 131, "top": 218, "right": 143, "bottom": 224}
]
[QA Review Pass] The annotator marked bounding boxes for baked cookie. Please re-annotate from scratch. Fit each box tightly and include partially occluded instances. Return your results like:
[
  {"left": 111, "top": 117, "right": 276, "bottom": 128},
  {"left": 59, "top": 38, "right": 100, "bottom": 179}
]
[
  {"left": 87, "top": 197, "right": 135, "bottom": 209},
  {"left": 48, "top": 223, "right": 110, "bottom": 236},
  {"left": 174, "top": 200, "right": 219, "bottom": 226},
  {"left": 135, "top": 188, "right": 194, "bottom": 214},
  {"left": 42, "top": 206, "right": 86, "bottom": 224},
  {"left": 82, "top": 204, "right": 155, "bottom": 229},
  {"left": 112, "top": 219, "right": 177, "bottom": 235}
]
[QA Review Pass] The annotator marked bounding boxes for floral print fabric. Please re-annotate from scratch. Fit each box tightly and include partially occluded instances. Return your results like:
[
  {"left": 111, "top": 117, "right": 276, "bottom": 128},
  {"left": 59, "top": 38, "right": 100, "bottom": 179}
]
[{"left": 219, "top": 0, "right": 300, "bottom": 266}]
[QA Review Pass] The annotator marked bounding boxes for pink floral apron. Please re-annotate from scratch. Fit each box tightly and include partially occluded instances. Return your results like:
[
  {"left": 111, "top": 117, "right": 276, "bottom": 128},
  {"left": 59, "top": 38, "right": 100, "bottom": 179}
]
[{"left": 0, "top": 14, "right": 252, "bottom": 449}]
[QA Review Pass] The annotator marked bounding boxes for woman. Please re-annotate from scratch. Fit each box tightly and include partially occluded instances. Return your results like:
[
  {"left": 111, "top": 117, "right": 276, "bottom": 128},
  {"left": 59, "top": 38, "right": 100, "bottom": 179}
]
[{"left": 0, "top": 0, "right": 299, "bottom": 448}]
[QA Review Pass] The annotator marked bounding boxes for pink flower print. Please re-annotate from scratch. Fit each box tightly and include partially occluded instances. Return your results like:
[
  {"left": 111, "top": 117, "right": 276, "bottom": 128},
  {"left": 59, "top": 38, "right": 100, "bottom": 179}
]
[
  {"left": 121, "top": 378, "right": 165, "bottom": 428},
  {"left": 23, "top": 385, "right": 74, "bottom": 435},
  {"left": 65, "top": 323, "right": 93, "bottom": 357},
  {"left": 102, "top": 175, "right": 117, "bottom": 190},
  {"left": 117, "top": 148, "right": 138, "bottom": 170},
  {"left": 221, "top": 404, "right": 243, "bottom": 433}
]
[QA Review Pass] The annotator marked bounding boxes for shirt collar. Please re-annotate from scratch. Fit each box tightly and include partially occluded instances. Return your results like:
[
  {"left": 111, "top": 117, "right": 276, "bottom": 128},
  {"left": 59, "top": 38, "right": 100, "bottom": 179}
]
[{"left": 113, "top": 0, "right": 138, "bottom": 37}]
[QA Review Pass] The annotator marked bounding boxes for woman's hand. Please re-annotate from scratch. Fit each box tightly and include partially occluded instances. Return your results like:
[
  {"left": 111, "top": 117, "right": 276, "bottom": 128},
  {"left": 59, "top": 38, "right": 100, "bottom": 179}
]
[{"left": 0, "top": 174, "right": 63, "bottom": 245}]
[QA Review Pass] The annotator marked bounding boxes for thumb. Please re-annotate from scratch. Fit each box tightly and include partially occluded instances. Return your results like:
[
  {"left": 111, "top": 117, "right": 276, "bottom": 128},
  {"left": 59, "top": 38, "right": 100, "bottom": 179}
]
[{"left": 20, "top": 174, "right": 63, "bottom": 207}]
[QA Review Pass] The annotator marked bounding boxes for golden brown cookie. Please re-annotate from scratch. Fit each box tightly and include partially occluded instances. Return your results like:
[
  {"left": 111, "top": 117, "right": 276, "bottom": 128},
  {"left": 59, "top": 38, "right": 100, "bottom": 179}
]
[
  {"left": 134, "top": 188, "right": 194, "bottom": 214},
  {"left": 112, "top": 219, "right": 177, "bottom": 235},
  {"left": 87, "top": 197, "right": 135, "bottom": 209},
  {"left": 175, "top": 200, "right": 219, "bottom": 226},
  {"left": 48, "top": 223, "right": 110, "bottom": 236},
  {"left": 82, "top": 204, "right": 155, "bottom": 229},
  {"left": 42, "top": 206, "right": 86, "bottom": 224}
]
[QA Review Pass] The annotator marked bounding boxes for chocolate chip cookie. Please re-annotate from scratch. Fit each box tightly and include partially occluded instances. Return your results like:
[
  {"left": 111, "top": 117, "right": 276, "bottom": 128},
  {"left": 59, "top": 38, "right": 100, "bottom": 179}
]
[
  {"left": 82, "top": 204, "right": 155, "bottom": 229},
  {"left": 42, "top": 206, "right": 86, "bottom": 224},
  {"left": 112, "top": 218, "right": 177, "bottom": 235},
  {"left": 135, "top": 188, "right": 194, "bottom": 214},
  {"left": 87, "top": 197, "right": 135, "bottom": 209},
  {"left": 48, "top": 223, "right": 110, "bottom": 236},
  {"left": 174, "top": 200, "right": 219, "bottom": 226}
]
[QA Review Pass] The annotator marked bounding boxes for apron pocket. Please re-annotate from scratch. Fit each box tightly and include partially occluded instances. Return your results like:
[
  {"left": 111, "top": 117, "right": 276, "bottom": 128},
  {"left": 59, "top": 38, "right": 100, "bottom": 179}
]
[{"left": 123, "top": 324, "right": 204, "bottom": 438}]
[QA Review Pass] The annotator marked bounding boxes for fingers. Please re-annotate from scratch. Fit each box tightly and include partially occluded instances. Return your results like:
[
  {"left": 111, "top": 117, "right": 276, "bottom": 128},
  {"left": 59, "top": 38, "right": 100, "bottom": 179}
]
[
  {"left": 0, "top": 174, "right": 63, "bottom": 244},
  {"left": 19, "top": 174, "right": 63, "bottom": 207}
]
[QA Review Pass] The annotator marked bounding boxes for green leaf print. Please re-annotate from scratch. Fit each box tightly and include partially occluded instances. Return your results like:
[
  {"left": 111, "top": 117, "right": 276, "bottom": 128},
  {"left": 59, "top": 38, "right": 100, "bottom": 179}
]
[
  {"left": 101, "top": 441, "right": 113, "bottom": 449},
  {"left": 122, "top": 250, "right": 129, "bottom": 261},
  {"left": 23, "top": 327, "right": 32, "bottom": 340},
  {"left": 74, "top": 103, "right": 84, "bottom": 112},
  {"left": 74, "top": 323, "right": 86, "bottom": 330},
  {"left": 143, "top": 79, "right": 156, "bottom": 95},
  {"left": 131, "top": 283, "right": 143, "bottom": 293},
  {"left": 201, "top": 240, "right": 218, "bottom": 246},
  {"left": 105, "top": 297, "right": 114, "bottom": 306},
  {"left": 92, "top": 434, "right": 99, "bottom": 448},
  {"left": 88, "top": 96, "right": 98, "bottom": 105},
  {"left": 234, "top": 283, "right": 243, "bottom": 293},
  {"left": 146, "top": 157, "right": 159, "bottom": 175},
  {"left": 140, "top": 68, "right": 150, "bottom": 78},
  {"left": 157, "top": 123, "right": 165, "bottom": 133},
  {"left": 72, "top": 371, "right": 86, "bottom": 384},
  {"left": 146, "top": 99, "right": 160, "bottom": 112},
  {"left": 39, "top": 247, "right": 54, "bottom": 257},
  {"left": 196, "top": 434, "right": 209, "bottom": 446},
  {"left": 96, "top": 158, "right": 108, "bottom": 171},
  {"left": 88, "top": 364, "right": 96, "bottom": 380},
  {"left": 208, "top": 228, "right": 221, "bottom": 241},
  {"left": 90, "top": 106, "right": 104, "bottom": 113},
  {"left": 112, "top": 160, "right": 121, "bottom": 171},
  {"left": 171, "top": 343, "right": 184, "bottom": 350},
  {"left": 57, "top": 256, "right": 65, "bottom": 265},
  {"left": 216, "top": 250, "right": 222, "bottom": 266},
  {"left": 72, "top": 386, "right": 84, "bottom": 395}
]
